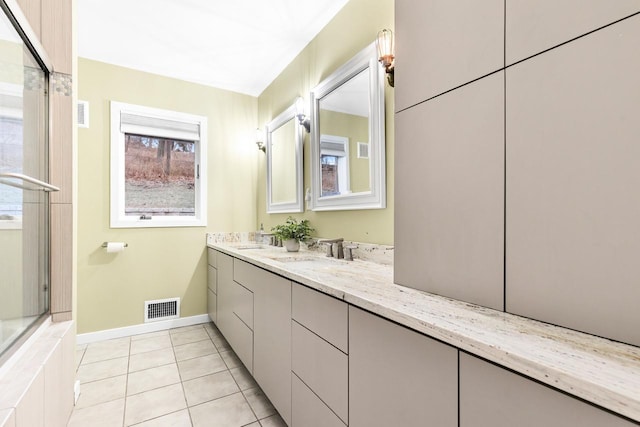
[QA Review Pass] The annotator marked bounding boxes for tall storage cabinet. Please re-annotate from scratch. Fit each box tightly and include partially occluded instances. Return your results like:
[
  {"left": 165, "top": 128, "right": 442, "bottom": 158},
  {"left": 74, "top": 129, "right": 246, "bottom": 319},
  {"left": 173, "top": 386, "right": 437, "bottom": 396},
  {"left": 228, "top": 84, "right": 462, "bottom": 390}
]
[
  {"left": 394, "top": 0, "right": 640, "bottom": 347},
  {"left": 505, "top": 13, "right": 640, "bottom": 347}
]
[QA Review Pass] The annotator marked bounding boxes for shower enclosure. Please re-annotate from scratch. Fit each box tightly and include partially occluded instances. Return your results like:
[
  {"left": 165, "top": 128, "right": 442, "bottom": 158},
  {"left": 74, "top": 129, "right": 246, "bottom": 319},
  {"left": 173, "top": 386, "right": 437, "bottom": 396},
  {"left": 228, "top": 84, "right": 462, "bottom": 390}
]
[{"left": 0, "top": 1, "right": 56, "bottom": 360}]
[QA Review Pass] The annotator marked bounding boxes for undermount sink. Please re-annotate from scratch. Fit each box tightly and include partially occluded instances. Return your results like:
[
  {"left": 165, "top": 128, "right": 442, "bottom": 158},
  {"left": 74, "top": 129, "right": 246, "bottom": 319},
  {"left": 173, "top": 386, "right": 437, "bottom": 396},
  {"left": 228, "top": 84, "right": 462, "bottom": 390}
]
[
  {"left": 265, "top": 255, "right": 319, "bottom": 263},
  {"left": 235, "top": 245, "right": 264, "bottom": 250}
]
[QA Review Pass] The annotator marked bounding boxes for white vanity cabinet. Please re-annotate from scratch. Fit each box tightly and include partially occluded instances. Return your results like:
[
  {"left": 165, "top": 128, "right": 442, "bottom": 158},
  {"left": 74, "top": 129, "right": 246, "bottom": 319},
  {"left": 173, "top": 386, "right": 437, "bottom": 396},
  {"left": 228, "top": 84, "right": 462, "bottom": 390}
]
[
  {"left": 348, "top": 306, "right": 458, "bottom": 427},
  {"left": 234, "top": 259, "right": 292, "bottom": 426},
  {"left": 459, "top": 353, "right": 637, "bottom": 427},
  {"left": 291, "top": 284, "right": 348, "bottom": 427}
]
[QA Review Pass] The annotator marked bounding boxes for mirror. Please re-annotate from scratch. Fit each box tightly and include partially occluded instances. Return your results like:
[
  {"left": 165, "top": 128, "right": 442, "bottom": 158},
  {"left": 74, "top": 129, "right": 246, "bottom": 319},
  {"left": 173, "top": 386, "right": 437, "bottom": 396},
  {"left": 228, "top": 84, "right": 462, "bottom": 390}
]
[
  {"left": 266, "top": 102, "right": 304, "bottom": 213},
  {"left": 310, "top": 42, "right": 386, "bottom": 211}
]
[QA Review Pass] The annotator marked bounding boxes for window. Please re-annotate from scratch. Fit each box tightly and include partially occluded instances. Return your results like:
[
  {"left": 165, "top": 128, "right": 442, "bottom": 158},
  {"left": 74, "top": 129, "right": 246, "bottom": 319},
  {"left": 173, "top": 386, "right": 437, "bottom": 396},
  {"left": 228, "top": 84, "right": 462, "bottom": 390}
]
[
  {"left": 110, "top": 102, "right": 207, "bottom": 228},
  {"left": 320, "top": 134, "right": 350, "bottom": 196}
]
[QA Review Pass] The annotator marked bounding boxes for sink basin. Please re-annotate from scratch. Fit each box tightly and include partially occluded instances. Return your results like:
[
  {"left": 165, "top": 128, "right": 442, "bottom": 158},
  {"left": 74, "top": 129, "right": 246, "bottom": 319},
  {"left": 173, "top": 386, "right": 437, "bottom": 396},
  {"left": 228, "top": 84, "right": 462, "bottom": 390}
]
[
  {"left": 235, "top": 245, "right": 264, "bottom": 250},
  {"left": 263, "top": 254, "right": 319, "bottom": 263}
]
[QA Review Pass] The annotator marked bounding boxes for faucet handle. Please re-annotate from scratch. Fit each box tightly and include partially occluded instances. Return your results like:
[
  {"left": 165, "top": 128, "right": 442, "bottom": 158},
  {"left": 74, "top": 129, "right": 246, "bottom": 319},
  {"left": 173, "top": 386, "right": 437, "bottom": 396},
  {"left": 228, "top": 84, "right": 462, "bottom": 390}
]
[
  {"left": 344, "top": 245, "right": 357, "bottom": 261},
  {"left": 332, "top": 242, "right": 344, "bottom": 259},
  {"left": 322, "top": 242, "right": 333, "bottom": 257}
]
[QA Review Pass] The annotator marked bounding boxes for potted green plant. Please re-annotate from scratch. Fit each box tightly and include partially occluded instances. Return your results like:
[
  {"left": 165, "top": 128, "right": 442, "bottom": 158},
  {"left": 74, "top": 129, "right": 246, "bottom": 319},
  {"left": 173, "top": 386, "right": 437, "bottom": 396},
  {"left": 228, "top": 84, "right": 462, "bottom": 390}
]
[{"left": 271, "top": 216, "right": 314, "bottom": 252}]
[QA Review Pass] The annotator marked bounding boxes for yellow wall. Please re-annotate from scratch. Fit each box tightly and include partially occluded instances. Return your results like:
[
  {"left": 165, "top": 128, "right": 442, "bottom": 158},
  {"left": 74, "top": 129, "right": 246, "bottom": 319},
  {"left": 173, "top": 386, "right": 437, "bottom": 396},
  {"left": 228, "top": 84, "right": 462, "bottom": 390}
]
[
  {"left": 77, "top": 58, "right": 258, "bottom": 333},
  {"left": 257, "top": 0, "right": 394, "bottom": 245}
]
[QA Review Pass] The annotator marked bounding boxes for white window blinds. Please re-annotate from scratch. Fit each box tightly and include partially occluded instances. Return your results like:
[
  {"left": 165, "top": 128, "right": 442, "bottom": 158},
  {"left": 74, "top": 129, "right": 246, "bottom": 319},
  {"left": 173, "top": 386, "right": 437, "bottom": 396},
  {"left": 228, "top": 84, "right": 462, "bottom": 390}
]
[{"left": 120, "top": 112, "right": 200, "bottom": 141}]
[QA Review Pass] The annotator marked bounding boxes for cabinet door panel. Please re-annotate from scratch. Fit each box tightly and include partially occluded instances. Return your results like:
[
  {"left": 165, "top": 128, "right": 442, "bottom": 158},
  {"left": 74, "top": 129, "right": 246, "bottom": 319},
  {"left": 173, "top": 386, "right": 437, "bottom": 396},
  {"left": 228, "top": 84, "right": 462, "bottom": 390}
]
[
  {"left": 232, "top": 281, "right": 253, "bottom": 330},
  {"left": 506, "top": 16, "right": 640, "bottom": 346},
  {"left": 349, "top": 307, "right": 458, "bottom": 427},
  {"left": 227, "top": 313, "right": 253, "bottom": 373},
  {"left": 292, "top": 284, "right": 347, "bottom": 353},
  {"left": 292, "top": 321, "right": 347, "bottom": 423},
  {"left": 207, "top": 289, "right": 217, "bottom": 324},
  {"left": 506, "top": 0, "right": 640, "bottom": 65},
  {"left": 207, "top": 248, "right": 217, "bottom": 268},
  {"left": 215, "top": 252, "right": 234, "bottom": 339},
  {"left": 396, "top": 0, "right": 503, "bottom": 111},
  {"left": 460, "top": 353, "right": 636, "bottom": 427},
  {"left": 207, "top": 265, "right": 217, "bottom": 293},
  {"left": 292, "top": 374, "right": 346, "bottom": 427},
  {"left": 252, "top": 269, "right": 292, "bottom": 425},
  {"left": 395, "top": 73, "right": 504, "bottom": 310}
]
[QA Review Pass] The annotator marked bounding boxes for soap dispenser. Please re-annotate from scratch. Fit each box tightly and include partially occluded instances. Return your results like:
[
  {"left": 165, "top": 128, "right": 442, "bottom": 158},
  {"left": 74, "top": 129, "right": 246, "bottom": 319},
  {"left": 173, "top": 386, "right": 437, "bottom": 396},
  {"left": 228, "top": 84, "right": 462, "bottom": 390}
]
[{"left": 256, "top": 223, "right": 264, "bottom": 243}]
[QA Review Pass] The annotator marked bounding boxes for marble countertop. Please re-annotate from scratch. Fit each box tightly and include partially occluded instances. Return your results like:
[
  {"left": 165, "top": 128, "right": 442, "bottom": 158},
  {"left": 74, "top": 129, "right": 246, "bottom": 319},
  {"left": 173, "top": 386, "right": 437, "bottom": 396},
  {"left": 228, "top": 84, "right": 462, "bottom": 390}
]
[{"left": 209, "top": 242, "right": 640, "bottom": 422}]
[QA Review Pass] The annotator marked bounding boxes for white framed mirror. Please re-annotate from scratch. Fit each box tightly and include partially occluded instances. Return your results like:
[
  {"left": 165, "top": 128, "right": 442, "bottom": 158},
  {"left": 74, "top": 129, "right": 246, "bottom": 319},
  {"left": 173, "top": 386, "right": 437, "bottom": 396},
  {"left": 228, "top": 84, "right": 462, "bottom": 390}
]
[
  {"left": 309, "top": 42, "right": 386, "bottom": 211},
  {"left": 266, "top": 102, "right": 304, "bottom": 213}
]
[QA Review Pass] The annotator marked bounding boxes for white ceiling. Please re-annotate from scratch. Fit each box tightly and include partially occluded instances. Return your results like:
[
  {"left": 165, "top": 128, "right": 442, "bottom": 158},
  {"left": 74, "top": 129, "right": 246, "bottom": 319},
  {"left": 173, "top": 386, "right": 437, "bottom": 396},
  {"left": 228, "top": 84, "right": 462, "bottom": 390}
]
[{"left": 78, "top": 0, "right": 350, "bottom": 97}]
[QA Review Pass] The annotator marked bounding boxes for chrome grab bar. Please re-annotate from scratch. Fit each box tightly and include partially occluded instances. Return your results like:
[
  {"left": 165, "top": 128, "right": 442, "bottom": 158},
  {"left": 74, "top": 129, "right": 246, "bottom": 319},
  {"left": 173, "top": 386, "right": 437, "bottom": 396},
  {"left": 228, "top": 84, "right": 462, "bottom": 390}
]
[{"left": 0, "top": 172, "right": 60, "bottom": 192}]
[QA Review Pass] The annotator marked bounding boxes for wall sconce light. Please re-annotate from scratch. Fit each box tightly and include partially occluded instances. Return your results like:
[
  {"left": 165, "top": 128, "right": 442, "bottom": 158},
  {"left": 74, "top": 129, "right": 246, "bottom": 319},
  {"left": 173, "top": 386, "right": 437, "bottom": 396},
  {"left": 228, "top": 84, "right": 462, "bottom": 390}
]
[
  {"left": 295, "top": 97, "right": 311, "bottom": 133},
  {"left": 376, "top": 29, "right": 395, "bottom": 87},
  {"left": 256, "top": 128, "right": 265, "bottom": 152}
]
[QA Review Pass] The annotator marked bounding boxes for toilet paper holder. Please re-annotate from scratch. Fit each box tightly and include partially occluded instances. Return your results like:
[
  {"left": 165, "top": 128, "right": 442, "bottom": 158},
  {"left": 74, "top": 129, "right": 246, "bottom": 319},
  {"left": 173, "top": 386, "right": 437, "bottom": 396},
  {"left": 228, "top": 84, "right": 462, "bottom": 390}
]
[{"left": 101, "top": 242, "right": 129, "bottom": 248}]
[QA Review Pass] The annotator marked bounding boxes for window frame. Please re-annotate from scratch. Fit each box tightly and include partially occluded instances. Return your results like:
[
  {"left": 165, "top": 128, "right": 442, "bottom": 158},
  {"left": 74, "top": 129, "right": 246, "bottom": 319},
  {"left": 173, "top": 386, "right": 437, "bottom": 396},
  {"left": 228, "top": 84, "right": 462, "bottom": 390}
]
[{"left": 110, "top": 101, "right": 207, "bottom": 228}]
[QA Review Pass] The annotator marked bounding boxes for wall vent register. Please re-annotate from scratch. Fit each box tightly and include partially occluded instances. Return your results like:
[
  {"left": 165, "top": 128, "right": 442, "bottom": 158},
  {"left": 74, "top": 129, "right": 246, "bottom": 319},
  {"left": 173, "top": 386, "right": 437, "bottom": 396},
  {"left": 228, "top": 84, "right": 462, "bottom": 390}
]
[{"left": 144, "top": 297, "right": 180, "bottom": 322}]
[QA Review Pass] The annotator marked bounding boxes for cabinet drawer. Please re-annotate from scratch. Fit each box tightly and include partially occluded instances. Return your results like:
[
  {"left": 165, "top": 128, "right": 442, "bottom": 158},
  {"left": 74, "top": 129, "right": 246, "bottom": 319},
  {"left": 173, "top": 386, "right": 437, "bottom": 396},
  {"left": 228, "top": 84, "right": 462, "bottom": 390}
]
[
  {"left": 292, "top": 321, "right": 348, "bottom": 423},
  {"left": 233, "top": 281, "right": 253, "bottom": 330},
  {"left": 228, "top": 312, "right": 253, "bottom": 373},
  {"left": 233, "top": 259, "right": 260, "bottom": 292},
  {"left": 207, "top": 248, "right": 217, "bottom": 268},
  {"left": 207, "top": 288, "right": 217, "bottom": 324},
  {"left": 207, "top": 265, "right": 217, "bottom": 293},
  {"left": 292, "top": 284, "right": 348, "bottom": 353},
  {"left": 292, "top": 374, "right": 346, "bottom": 427}
]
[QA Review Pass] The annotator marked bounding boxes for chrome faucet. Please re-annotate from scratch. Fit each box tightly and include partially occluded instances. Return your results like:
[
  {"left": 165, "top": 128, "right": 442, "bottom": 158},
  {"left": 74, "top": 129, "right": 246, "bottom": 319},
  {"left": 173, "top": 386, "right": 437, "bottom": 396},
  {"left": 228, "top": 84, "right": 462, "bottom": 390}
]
[{"left": 317, "top": 238, "right": 344, "bottom": 259}]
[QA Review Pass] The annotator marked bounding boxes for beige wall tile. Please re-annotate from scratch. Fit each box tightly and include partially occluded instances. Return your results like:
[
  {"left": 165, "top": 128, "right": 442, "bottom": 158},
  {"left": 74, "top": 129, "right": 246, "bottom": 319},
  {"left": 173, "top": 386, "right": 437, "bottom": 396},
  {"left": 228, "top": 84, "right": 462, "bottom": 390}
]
[
  {"left": 50, "top": 203, "right": 72, "bottom": 314},
  {"left": 40, "top": 0, "right": 72, "bottom": 74},
  {"left": 15, "top": 368, "right": 44, "bottom": 427},
  {"left": 0, "top": 409, "right": 16, "bottom": 427},
  {"left": 15, "top": 0, "right": 41, "bottom": 38},
  {"left": 49, "top": 92, "right": 73, "bottom": 204}
]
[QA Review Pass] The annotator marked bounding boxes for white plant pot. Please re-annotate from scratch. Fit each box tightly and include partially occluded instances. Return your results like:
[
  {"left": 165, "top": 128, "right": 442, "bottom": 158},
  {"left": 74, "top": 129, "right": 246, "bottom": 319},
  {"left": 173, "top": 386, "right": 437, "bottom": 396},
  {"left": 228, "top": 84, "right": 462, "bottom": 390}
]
[{"left": 284, "top": 239, "right": 300, "bottom": 252}]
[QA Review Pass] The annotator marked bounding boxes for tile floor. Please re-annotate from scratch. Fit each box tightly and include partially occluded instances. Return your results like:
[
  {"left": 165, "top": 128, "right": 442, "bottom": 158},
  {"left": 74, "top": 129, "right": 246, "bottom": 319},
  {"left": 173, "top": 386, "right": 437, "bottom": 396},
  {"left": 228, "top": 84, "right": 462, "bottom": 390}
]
[{"left": 68, "top": 323, "right": 287, "bottom": 427}]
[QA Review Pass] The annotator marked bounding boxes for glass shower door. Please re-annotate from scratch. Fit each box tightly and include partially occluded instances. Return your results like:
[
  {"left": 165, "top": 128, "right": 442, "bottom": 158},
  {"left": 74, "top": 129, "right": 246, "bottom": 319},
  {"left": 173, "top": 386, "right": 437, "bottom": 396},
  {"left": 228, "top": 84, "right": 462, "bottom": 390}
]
[{"left": 0, "top": 5, "right": 56, "bottom": 358}]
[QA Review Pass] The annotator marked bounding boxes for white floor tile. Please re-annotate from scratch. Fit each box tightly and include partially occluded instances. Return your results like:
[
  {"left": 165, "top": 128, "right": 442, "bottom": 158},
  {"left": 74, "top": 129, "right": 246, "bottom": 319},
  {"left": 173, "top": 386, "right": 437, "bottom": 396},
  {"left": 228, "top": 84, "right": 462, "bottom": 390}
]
[
  {"left": 174, "top": 339, "right": 217, "bottom": 362},
  {"left": 76, "top": 374, "right": 127, "bottom": 409},
  {"left": 67, "top": 398, "right": 125, "bottom": 427},
  {"left": 77, "top": 357, "right": 128, "bottom": 384},
  {"left": 178, "top": 353, "right": 227, "bottom": 381},
  {"left": 131, "top": 409, "right": 192, "bottom": 427},
  {"left": 189, "top": 392, "right": 256, "bottom": 427},
  {"left": 127, "top": 363, "right": 181, "bottom": 396},
  {"left": 124, "top": 383, "right": 187, "bottom": 426},
  {"left": 129, "top": 348, "right": 176, "bottom": 373},
  {"left": 182, "top": 370, "right": 239, "bottom": 407}
]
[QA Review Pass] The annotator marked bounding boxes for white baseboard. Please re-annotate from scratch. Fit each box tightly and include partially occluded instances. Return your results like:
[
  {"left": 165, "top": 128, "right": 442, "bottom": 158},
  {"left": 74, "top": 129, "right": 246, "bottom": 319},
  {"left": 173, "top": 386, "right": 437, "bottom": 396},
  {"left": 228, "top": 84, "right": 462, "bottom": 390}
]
[{"left": 76, "top": 314, "right": 211, "bottom": 345}]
